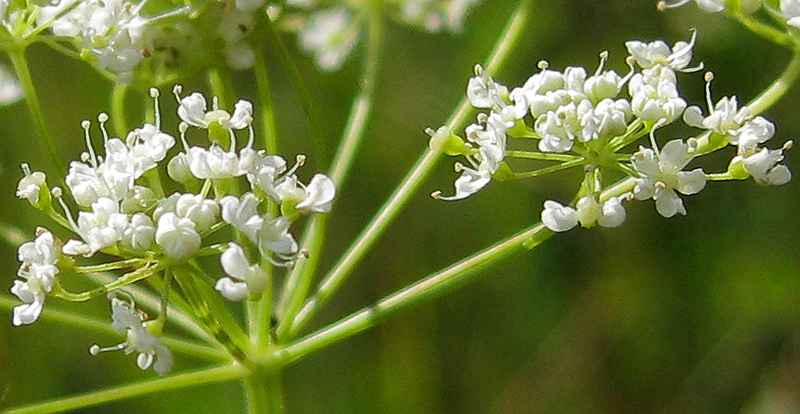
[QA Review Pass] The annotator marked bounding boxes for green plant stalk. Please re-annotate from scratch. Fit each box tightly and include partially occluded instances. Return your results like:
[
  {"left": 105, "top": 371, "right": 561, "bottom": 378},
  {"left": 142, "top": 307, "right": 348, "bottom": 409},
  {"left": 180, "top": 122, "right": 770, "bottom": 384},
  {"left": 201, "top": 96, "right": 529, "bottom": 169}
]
[
  {"left": 727, "top": 10, "right": 799, "bottom": 51},
  {"left": 110, "top": 83, "right": 129, "bottom": 137},
  {"left": 253, "top": 46, "right": 279, "bottom": 155},
  {"left": 279, "top": 222, "right": 549, "bottom": 365},
  {"left": 747, "top": 51, "right": 800, "bottom": 115},
  {"left": 282, "top": 0, "right": 534, "bottom": 339},
  {"left": 4, "top": 364, "right": 247, "bottom": 414},
  {"left": 243, "top": 369, "right": 285, "bottom": 414},
  {"left": 275, "top": 7, "right": 384, "bottom": 341},
  {"left": 259, "top": 10, "right": 328, "bottom": 168},
  {"left": 8, "top": 49, "right": 66, "bottom": 177}
]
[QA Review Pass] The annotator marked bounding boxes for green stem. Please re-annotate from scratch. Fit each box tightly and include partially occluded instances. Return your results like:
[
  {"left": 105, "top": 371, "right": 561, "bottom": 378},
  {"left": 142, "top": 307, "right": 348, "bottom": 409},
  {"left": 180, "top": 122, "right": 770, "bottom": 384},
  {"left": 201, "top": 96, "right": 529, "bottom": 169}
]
[
  {"left": 747, "top": 51, "right": 800, "bottom": 115},
  {"left": 110, "top": 83, "right": 129, "bottom": 137},
  {"left": 259, "top": 10, "right": 328, "bottom": 168},
  {"left": 8, "top": 49, "right": 65, "bottom": 176},
  {"left": 511, "top": 158, "right": 586, "bottom": 179},
  {"left": 281, "top": 0, "right": 534, "bottom": 339},
  {"left": 275, "top": 7, "right": 384, "bottom": 340},
  {"left": 727, "top": 10, "right": 799, "bottom": 51},
  {"left": 243, "top": 370, "right": 285, "bottom": 414},
  {"left": 252, "top": 46, "right": 279, "bottom": 155},
  {"left": 4, "top": 364, "right": 247, "bottom": 414},
  {"left": 505, "top": 150, "right": 582, "bottom": 162},
  {"left": 279, "top": 222, "right": 550, "bottom": 365}
]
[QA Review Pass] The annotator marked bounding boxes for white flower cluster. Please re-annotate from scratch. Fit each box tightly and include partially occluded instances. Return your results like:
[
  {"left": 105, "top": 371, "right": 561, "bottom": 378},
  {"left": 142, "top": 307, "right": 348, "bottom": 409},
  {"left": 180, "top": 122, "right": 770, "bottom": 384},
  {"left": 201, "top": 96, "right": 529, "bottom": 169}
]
[
  {"left": 273, "top": 0, "right": 485, "bottom": 71},
  {"left": 10, "top": 86, "right": 336, "bottom": 374},
  {"left": 434, "top": 33, "right": 792, "bottom": 233}
]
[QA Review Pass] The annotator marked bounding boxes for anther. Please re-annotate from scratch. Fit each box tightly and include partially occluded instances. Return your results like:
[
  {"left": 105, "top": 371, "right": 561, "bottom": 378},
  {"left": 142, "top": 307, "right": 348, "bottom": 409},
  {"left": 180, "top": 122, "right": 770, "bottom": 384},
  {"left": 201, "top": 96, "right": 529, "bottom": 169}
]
[
  {"left": 473, "top": 64, "right": 483, "bottom": 76},
  {"left": 430, "top": 190, "right": 443, "bottom": 200},
  {"left": 537, "top": 60, "right": 549, "bottom": 71},
  {"left": 783, "top": 140, "right": 794, "bottom": 151}
]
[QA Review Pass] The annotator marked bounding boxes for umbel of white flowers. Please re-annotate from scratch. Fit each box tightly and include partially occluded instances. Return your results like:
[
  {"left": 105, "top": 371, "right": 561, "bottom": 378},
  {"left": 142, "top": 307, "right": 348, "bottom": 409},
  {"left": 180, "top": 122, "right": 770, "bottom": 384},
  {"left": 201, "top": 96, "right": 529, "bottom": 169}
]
[
  {"left": 430, "top": 31, "right": 792, "bottom": 233},
  {"left": 9, "top": 86, "right": 337, "bottom": 375}
]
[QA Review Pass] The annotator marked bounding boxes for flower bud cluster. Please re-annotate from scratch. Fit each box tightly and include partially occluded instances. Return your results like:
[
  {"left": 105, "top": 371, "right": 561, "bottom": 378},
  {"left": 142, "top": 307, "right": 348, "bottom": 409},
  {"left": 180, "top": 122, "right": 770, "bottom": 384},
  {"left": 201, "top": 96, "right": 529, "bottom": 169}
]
[{"left": 432, "top": 32, "right": 792, "bottom": 233}]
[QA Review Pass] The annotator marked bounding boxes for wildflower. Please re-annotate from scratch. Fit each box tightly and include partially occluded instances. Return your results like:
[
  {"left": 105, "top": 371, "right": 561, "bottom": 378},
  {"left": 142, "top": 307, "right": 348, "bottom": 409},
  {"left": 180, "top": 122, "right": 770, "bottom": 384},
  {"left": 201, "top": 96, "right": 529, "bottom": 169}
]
[
  {"left": 90, "top": 294, "right": 172, "bottom": 376},
  {"left": 16, "top": 165, "right": 47, "bottom": 205},
  {"left": 628, "top": 66, "right": 687, "bottom": 124},
  {"left": 631, "top": 139, "right": 706, "bottom": 218},
  {"left": 214, "top": 243, "right": 268, "bottom": 301},
  {"left": 10, "top": 228, "right": 60, "bottom": 326},
  {"left": 155, "top": 212, "right": 201, "bottom": 260},
  {"left": 176, "top": 90, "right": 253, "bottom": 130},
  {"left": 782, "top": 0, "right": 800, "bottom": 28},
  {"left": 625, "top": 31, "right": 702, "bottom": 72},
  {"left": 541, "top": 196, "right": 627, "bottom": 232},
  {"left": 298, "top": 8, "right": 359, "bottom": 71},
  {"left": 221, "top": 193, "right": 264, "bottom": 242},
  {"left": 62, "top": 197, "right": 129, "bottom": 256}
]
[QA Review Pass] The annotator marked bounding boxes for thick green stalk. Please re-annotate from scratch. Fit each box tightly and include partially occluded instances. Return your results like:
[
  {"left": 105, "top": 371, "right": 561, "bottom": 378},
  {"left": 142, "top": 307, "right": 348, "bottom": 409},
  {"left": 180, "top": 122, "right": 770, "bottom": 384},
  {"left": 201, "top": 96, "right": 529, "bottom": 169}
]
[
  {"left": 275, "top": 7, "right": 384, "bottom": 340},
  {"left": 279, "top": 222, "right": 550, "bottom": 364},
  {"left": 8, "top": 49, "right": 65, "bottom": 176},
  {"left": 4, "top": 364, "right": 247, "bottom": 414},
  {"left": 243, "top": 369, "right": 285, "bottom": 414},
  {"left": 110, "top": 83, "right": 129, "bottom": 137},
  {"left": 747, "top": 51, "right": 800, "bottom": 115},
  {"left": 281, "top": 0, "right": 534, "bottom": 339}
]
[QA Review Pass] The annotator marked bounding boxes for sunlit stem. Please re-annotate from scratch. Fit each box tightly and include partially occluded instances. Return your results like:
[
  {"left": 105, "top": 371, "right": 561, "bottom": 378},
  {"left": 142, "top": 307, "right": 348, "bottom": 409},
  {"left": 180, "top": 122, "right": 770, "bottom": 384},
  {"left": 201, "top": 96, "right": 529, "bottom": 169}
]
[
  {"left": 111, "top": 83, "right": 129, "bottom": 136},
  {"left": 244, "top": 370, "right": 284, "bottom": 414},
  {"left": 281, "top": 0, "right": 534, "bottom": 340},
  {"left": 3, "top": 364, "right": 247, "bottom": 414},
  {"left": 510, "top": 158, "right": 587, "bottom": 179},
  {"left": 252, "top": 46, "right": 278, "bottom": 155},
  {"left": 53, "top": 263, "right": 162, "bottom": 302},
  {"left": 748, "top": 51, "right": 800, "bottom": 115},
  {"left": 505, "top": 150, "right": 582, "bottom": 162},
  {"left": 275, "top": 5, "right": 384, "bottom": 341},
  {"left": 727, "top": 10, "right": 799, "bottom": 51},
  {"left": 259, "top": 9, "right": 328, "bottom": 167},
  {"left": 8, "top": 50, "right": 66, "bottom": 176}
]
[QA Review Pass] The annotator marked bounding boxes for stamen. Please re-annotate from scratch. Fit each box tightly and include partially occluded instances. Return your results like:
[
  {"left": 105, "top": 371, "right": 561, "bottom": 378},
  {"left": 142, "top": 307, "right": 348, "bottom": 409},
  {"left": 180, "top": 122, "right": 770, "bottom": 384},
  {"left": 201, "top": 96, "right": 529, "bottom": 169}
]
[
  {"left": 246, "top": 124, "right": 255, "bottom": 148},
  {"left": 594, "top": 50, "right": 609, "bottom": 77},
  {"left": 704, "top": 71, "right": 715, "bottom": 113},
  {"left": 179, "top": 122, "right": 190, "bottom": 150},
  {"left": 537, "top": 60, "right": 549, "bottom": 71},
  {"left": 649, "top": 118, "right": 668, "bottom": 155},
  {"left": 89, "top": 343, "right": 126, "bottom": 355},
  {"left": 430, "top": 190, "right": 443, "bottom": 199},
  {"left": 212, "top": 96, "right": 219, "bottom": 111},
  {"left": 150, "top": 87, "right": 162, "bottom": 130},
  {"left": 619, "top": 56, "right": 636, "bottom": 88},
  {"left": 81, "top": 120, "right": 98, "bottom": 168},
  {"left": 172, "top": 84, "right": 183, "bottom": 103},
  {"left": 783, "top": 140, "right": 794, "bottom": 151},
  {"left": 98, "top": 113, "right": 110, "bottom": 144},
  {"left": 52, "top": 187, "right": 79, "bottom": 232},
  {"left": 20, "top": 163, "right": 31, "bottom": 176},
  {"left": 473, "top": 64, "right": 483, "bottom": 76}
]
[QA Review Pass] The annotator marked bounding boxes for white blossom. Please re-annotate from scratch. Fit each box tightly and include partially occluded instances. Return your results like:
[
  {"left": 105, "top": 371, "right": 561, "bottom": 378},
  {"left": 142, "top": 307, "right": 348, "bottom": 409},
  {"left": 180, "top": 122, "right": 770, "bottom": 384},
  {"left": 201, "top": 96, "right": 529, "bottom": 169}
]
[
  {"left": 631, "top": 140, "right": 706, "bottom": 218},
  {"left": 221, "top": 193, "right": 264, "bottom": 242},
  {"left": 63, "top": 197, "right": 129, "bottom": 256},
  {"left": 16, "top": 168, "right": 46, "bottom": 204},
  {"left": 155, "top": 212, "right": 201, "bottom": 259},
  {"left": 299, "top": 8, "right": 359, "bottom": 71},
  {"left": 90, "top": 295, "right": 172, "bottom": 376},
  {"left": 215, "top": 243, "right": 268, "bottom": 301},
  {"left": 10, "top": 228, "right": 60, "bottom": 326},
  {"left": 625, "top": 32, "right": 701, "bottom": 72}
]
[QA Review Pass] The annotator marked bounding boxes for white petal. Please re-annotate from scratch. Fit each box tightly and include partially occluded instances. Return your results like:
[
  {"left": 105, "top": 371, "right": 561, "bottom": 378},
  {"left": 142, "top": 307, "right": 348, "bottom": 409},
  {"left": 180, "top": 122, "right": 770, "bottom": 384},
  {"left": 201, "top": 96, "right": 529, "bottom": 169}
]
[{"left": 541, "top": 200, "right": 578, "bottom": 232}]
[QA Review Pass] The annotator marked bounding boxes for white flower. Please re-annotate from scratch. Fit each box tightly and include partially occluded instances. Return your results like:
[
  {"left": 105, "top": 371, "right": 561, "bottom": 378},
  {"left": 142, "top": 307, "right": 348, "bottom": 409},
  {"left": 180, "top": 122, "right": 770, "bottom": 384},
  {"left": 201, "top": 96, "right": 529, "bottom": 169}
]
[
  {"left": 258, "top": 216, "right": 298, "bottom": 256},
  {"left": 16, "top": 168, "right": 46, "bottom": 204},
  {"left": 541, "top": 200, "right": 578, "bottom": 232},
  {"left": 175, "top": 194, "right": 219, "bottom": 232},
  {"left": 185, "top": 145, "right": 256, "bottom": 179},
  {"left": 215, "top": 243, "right": 268, "bottom": 301},
  {"left": 155, "top": 212, "right": 201, "bottom": 259},
  {"left": 295, "top": 174, "right": 336, "bottom": 213},
  {"left": 625, "top": 32, "right": 701, "bottom": 72},
  {"left": 729, "top": 116, "right": 775, "bottom": 153},
  {"left": 628, "top": 66, "right": 687, "bottom": 124},
  {"left": 631, "top": 140, "right": 706, "bottom": 218},
  {"left": 467, "top": 76, "right": 508, "bottom": 108},
  {"left": 541, "top": 196, "right": 627, "bottom": 232},
  {"left": 10, "top": 228, "right": 60, "bottom": 326},
  {"left": 437, "top": 165, "right": 492, "bottom": 201},
  {"left": 0, "top": 63, "right": 23, "bottom": 105},
  {"left": 177, "top": 91, "right": 253, "bottom": 130},
  {"left": 683, "top": 95, "right": 751, "bottom": 137},
  {"left": 63, "top": 197, "right": 129, "bottom": 256},
  {"left": 782, "top": 0, "right": 800, "bottom": 28},
  {"left": 221, "top": 193, "right": 264, "bottom": 242},
  {"left": 738, "top": 147, "right": 792, "bottom": 185},
  {"left": 248, "top": 154, "right": 288, "bottom": 198},
  {"left": 122, "top": 213, "right": 155, "bottom": 251},
  {"left": 299, "top": 8, "right": 359, "bottom": 71},
  {"left": 90, "top": 295, "right": 172, "bottom": 376}
]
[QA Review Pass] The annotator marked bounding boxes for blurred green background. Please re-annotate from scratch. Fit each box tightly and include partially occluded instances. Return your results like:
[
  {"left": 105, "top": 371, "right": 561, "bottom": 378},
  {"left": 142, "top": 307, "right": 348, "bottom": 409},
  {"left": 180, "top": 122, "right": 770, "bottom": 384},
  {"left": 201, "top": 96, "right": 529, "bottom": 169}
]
[{"left": 3, "top": 0, "right": 800, "bottom": 413}]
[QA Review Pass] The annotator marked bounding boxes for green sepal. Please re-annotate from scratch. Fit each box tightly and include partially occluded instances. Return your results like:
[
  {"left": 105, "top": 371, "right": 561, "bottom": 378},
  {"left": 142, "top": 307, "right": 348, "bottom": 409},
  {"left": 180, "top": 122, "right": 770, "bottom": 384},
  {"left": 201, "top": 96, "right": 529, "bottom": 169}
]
[
  {"left": 428, "top": 126, "right": 470, "bottom": 156},
  {"left": 492, "top": 162, "right": 514, "bottom": 181},
  {"left": 726, "top": 156, "right": 750, "bottom": 180},
  {"left": 694, "top": 131, "right": 729, "bottom": 157},
  {"left": 507, "top": 120, "right": 535, "bottom": 139},
  {"left": 171, "top": 265, "right": 250, "bottom": 362}
]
